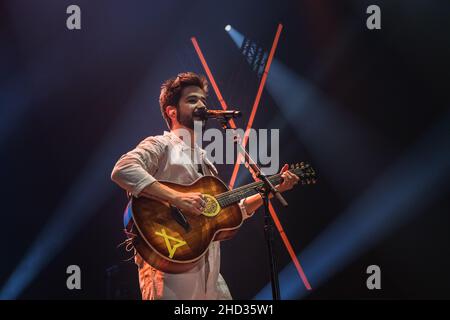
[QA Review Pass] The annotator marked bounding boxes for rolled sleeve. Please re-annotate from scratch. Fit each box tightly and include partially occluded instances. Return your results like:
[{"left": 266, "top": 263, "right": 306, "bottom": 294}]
[
  {"left": 111, "top": 137, "right": 165, "bottom": 197},
  {"left": 238, "top": 199, "right": 255, "bottom": 221}
]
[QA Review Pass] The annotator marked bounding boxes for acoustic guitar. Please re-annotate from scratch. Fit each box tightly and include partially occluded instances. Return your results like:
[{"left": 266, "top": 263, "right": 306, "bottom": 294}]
[{"left": 124, "top": 162, "right": 316, "bottom": 273}]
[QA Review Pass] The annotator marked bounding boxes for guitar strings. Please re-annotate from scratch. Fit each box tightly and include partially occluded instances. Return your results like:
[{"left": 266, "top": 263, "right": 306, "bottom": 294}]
[
  {"left": 215, "top": 175, "right": 282, "bottom": 205},
  {"left": 214, "top": 167, "right": 310, "bottom": 205}
]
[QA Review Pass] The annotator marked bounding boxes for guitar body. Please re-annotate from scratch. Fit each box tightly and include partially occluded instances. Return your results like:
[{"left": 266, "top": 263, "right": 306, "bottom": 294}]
[
  {"left": 129, "top": 175, "right": 244, "bottom": 274},
  {"left": 124, "top": 162, "right": 317, "bottom": 274}
]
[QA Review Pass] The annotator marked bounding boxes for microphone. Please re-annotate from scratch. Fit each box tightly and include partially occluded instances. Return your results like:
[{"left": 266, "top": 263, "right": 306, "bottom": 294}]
[{"left": 193, "top": 107, "right": 242, "bottom": 120}]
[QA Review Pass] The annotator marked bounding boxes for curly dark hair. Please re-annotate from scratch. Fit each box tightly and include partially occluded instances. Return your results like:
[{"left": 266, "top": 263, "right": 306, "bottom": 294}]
[{"left": 159, "top": 72, "right": 208, "bottom": 129}]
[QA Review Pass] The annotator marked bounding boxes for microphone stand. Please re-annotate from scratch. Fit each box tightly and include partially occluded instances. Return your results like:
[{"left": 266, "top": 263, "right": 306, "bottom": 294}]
[{"left": 215, "top": 116, "right": 288, "bottom": 300}]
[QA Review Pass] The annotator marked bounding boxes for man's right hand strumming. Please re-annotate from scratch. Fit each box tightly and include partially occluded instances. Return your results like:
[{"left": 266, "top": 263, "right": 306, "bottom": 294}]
[
  {"left": 139, "top": 181, "right": 205, "bottom": 216},
  {"left": 171, "top": 192, "right": 206, "bottom": 216}
]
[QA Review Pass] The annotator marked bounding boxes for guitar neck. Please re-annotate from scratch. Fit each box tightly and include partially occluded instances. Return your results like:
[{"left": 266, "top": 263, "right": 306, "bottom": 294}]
[{"left": 215, "top": 166, "right": 311, "bottom": 208}]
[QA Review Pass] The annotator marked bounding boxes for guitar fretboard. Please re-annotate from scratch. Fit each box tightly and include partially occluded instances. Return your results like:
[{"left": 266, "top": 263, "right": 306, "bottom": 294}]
[{"left": 215, "top": 166, "right": 313, "bottom": 208}]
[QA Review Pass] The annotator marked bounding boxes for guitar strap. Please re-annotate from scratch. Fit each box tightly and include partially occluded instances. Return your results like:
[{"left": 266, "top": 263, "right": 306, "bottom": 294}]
[
  {"left": 202, "top": 154, "right": 219, "bottom": 177},
  {"left": 197, "top": 164, "right": 204, "bottom": 176},
  {"left": 123, "top": 192, "right": 134, "bottom": 232}
]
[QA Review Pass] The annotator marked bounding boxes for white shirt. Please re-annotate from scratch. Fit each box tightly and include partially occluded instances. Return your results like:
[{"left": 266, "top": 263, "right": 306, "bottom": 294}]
[{"left": 111, "top": 130, "right": 253, "bottom": 300}]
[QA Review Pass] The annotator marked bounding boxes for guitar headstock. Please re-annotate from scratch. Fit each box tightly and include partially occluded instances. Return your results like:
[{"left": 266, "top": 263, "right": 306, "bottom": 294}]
[{"left": 290, "top": 162, "right": 317, "bottom": 185}]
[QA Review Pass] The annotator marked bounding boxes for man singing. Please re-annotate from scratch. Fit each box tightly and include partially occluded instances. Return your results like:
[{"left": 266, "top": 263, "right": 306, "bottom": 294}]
[{"left": 111, "top": 72, "right": 299, "bottom": 300}]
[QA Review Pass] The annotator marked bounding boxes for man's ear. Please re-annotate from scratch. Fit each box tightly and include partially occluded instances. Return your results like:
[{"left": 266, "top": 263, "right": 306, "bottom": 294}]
[{"left": 166, "top": 106, "right": 177, "bottom": 121}]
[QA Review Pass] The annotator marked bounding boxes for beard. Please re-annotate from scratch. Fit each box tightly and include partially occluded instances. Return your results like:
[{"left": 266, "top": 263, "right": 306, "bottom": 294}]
[
  {"left": 177, "top": 109, "right": 206, "bottom": 131},
  {"left": 177, "top": 108, "right": 194, "bottom": 130}
]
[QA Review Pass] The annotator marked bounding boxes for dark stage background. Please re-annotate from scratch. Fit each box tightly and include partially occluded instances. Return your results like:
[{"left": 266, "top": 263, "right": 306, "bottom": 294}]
[{"left": 1, "top": 0, "right": 449, "bottom": 300}]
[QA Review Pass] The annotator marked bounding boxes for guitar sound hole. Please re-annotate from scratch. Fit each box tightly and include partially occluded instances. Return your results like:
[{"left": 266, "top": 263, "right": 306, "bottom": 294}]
[{"left": 204, "top": 198, "right": 218, "bottom": 214}]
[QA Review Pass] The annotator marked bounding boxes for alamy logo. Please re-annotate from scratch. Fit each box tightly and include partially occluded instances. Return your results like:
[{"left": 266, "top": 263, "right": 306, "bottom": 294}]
[
  {"left": 66, "top": 5, "right": 81, "bottom": 30},
  {"left": 173, "top": 121, "right": 280, "bottom": 175},
  {"left": 366, "top": 265, "right": 381, "bottom": 290},
  {"left": 66, "top": 265, "right": 81, "bottom": 290},
  {"left": 366, "top": 5, "right": 381, "bottom": 30}
]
